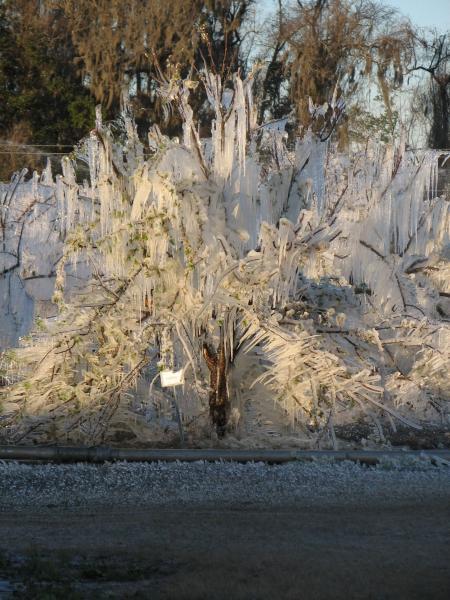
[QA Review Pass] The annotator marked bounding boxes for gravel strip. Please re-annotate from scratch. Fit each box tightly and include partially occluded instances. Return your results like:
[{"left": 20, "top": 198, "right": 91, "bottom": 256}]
[{"left": 0, "top": 457, "right": 449, "bottom": 511}]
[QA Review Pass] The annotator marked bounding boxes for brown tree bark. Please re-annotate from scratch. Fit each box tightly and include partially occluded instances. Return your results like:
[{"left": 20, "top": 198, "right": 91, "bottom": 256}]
[{"left": 202, "top": 328, "right": 229, "bottom": 437}]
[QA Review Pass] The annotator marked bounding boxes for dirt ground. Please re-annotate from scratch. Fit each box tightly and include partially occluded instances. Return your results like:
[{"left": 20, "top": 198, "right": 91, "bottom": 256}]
[{"left": 1, "top": 500, "right": 449, "bottom": 599}]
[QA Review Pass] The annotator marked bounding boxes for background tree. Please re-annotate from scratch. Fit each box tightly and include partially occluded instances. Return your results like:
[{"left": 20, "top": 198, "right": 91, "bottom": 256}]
[
  {"left": 0, "top": 0, "right": 253, "bottom": 180},
  {"left": 408, "top": 31, "right": 449, "bottom": 150},
  {"left": 255, "top": 0, "right": 291, "bottom": 123},
  {"left": 52, "top": 0, "right": 253, "bottom": 136},
  {"left": 257, "top": 0, "right": 414, "bottom": 142},
  {"left": 0, "top": 0, "right": 445, "bottom": 185},
  {"left": 0, "top": 0, "right": 96, "bottom": 179}
]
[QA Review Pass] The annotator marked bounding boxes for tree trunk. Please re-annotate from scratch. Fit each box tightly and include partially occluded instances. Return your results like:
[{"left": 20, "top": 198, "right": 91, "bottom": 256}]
[
  {"left": 429, "top": 78, "right": 449, "bottom": 149},
  {"left": 202, "top": 327, "right": 229, "bottom": 437},
  {"left": 439, "top": 82, "right": 449, "bottom": 149}
]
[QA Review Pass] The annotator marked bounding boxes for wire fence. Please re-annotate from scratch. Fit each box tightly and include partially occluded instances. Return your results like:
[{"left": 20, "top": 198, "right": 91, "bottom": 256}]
[{"left": 0, "top": 143, "right": 75, "bottom": 156}]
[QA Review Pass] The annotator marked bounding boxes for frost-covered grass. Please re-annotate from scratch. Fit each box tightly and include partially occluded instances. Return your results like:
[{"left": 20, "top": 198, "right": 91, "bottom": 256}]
[{"left": 0, "top": 458, "right": 448, "bottom": 510}]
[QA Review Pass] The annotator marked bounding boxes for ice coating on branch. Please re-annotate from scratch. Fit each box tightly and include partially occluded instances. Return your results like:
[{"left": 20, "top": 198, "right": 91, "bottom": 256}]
[
  {"left": 1, "top": 70, "right": 449, "bottom": 445},
  {"left": 0, "top": 170, "right": 61, "bottom": 349}
]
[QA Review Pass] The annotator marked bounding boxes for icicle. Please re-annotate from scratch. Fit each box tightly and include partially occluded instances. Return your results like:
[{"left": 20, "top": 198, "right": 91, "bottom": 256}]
[
  {"left": 40, "top": 159, "right": 53, "bottom": 186},
  {"left": 234, "top": 74, "right": 247, "bottom": 174}
]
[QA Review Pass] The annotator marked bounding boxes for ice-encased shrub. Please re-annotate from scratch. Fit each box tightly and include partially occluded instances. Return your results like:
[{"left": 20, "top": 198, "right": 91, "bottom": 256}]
[{"left": 0, "top": 71, "right": 449, "bottom": 445}]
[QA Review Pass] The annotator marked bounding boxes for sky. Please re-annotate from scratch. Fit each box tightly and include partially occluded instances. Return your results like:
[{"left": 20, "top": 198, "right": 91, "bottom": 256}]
[
  {"left": 261, "top": 0, "right": 450, "bottom": 31},
  {"left": 385, "top": 0, "right": 449, "bottom": 30}
]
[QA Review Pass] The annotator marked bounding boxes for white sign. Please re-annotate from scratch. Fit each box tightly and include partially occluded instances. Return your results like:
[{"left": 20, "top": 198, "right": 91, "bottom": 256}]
[{"left": 160, "top": 369, "right": 184, "bottom": 388}]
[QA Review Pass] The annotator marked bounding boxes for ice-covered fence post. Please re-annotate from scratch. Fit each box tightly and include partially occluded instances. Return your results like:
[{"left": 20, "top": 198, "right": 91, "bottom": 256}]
[{"left": 160, "top": 368, "right": 185, "bottom": 445}]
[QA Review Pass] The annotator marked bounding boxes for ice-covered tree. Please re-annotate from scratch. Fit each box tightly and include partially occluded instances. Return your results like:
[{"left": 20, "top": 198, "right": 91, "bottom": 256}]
[{"left": 1, "top": 70, "right": 448, "bottom": 446}]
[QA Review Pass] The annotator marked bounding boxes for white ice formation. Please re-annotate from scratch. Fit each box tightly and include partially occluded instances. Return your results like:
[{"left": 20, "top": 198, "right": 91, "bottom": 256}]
[{"left": 0, "top": 72, "right": 448, "bottom": 446}]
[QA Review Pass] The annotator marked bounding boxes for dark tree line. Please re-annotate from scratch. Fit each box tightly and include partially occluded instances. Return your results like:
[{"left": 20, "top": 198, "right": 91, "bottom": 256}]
[
  {"left": 0, "top": 0, "right": 448, "bottom": 180},
  {"left": 0, "top": 0, "right": 253, "bottom": 178}
]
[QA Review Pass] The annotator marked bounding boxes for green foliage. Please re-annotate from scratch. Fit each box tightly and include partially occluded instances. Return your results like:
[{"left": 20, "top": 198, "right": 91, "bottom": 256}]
[
  {"left": 348, "top": 104, "right": 399, "bottom": 144},
  {"left": 0, "top": 0, "right": 96, "bottom": 179}
]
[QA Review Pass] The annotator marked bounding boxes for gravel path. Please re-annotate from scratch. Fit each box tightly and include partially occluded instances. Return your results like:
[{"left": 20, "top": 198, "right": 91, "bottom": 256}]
[{"left": 0, "top": 456, "right": 449, "bottom": 509}]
